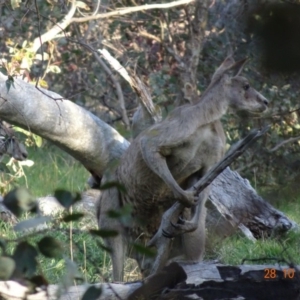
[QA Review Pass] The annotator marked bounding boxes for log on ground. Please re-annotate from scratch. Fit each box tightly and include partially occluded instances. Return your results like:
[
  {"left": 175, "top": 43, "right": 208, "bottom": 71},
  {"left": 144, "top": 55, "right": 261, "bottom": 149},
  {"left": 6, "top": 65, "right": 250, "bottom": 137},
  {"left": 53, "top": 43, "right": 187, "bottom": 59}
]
[{"left": 1, "top": 263, "right": 300, "bottom": 300}]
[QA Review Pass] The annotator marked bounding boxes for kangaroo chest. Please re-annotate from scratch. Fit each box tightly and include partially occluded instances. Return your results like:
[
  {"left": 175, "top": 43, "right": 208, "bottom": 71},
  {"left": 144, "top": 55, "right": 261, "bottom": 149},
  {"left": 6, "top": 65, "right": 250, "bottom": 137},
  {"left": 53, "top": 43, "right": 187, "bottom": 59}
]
[{"left": 166, "top": 125, "right": 224, "bottom": 178}]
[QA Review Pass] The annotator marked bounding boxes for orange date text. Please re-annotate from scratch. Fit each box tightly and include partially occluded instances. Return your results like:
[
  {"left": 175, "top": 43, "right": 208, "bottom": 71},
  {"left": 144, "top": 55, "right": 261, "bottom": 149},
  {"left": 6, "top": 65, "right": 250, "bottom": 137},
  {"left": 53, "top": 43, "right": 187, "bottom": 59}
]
[{"left": 264, "top": 268, "right": 296, "bottom": 279}]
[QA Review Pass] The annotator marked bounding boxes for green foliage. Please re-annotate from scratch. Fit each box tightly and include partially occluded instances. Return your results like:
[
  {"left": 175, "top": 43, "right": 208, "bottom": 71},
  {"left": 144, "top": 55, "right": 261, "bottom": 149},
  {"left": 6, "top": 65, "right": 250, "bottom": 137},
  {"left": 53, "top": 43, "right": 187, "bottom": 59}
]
[
  {"left": 4, "top": 187, "right": 37, "bottom": 217},
  {"left": 38, "top": 237, "right": 63, "bottom": 259},
  {"left": 0, "top": 162, "right": 10, "bottom": 174},
  {"left": 12, "top": 241, "right": 38, "bottom": 277},
  {"left": 0, "top": 190, "right": 106, "bottom": 285},
  {"left": 89, "top": 229, "right": 119, "bottom": 238},
  {"left": 81, "top": 286, "right": 102, "bottom": 300},
  {"left": 54, "top": 189, "right": 81, "bottom": 209},
  {"left": 107, "top": 204, "right": 133, "bottom": 227},
  {"left": 14, "top": 216, "right": 51, "bottom": 232},
  {"left": 100, "top": 181, "right": 127, "bottom": 193},
  {"left": 5, "top": 76, "right": 15, "bottom": 93},
  {"left": 0, "top": 256, "right": 15, "bottom": 280},
  {"left": 62, "top": 213, "right": 85, "bottom": 222},
  {"left": 132, "top": 243, "right": 156, "bottom": 258}
]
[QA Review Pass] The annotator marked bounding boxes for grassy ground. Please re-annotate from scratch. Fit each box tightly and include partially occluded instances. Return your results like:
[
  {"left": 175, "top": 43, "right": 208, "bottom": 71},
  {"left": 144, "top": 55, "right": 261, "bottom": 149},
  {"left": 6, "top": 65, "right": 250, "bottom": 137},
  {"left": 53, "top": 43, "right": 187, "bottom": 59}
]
[
  {"left": 1, "top": 142, "right": 300, "bottom": 284},
  {"left": 206, "top": 192, "right": 300, "bottom": 266},
  {"left": 1, "top": 143, "right": 110, "bottom": 283},
  {"left": 17, "top": 143, "right": 89, "bottom": 196}
]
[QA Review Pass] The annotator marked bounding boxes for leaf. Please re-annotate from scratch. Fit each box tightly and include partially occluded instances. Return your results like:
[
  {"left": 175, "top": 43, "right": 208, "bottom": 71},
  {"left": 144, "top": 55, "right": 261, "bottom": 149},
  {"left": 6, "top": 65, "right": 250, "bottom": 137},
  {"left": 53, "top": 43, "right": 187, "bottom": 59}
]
[
  {"left": 0, "top": 238, "right": 6, "bottom": 252},
  {"left": 89, "top": 229, "right": 119, "bottom": 238},
  {"left": 11, "top": 0, "right": 22, "bottom": 9},
  {"left": 282, "top": 84, "right": 290, "bottom": 91},
  {"left": 22, "top": 40, "right": 27, "bottom": 48},
  {"left": 132, "top": 243, "right": 156, "bottom": 258},
  {"left": 0, "top": 67, "right": 7, "bottom": 75},
  {"left": 4, "top": 188, "right": 37, "bottom": 217},
  {"left": 46, "top": 65, "right": 61, "bottom": 74},
  {"left": 63, "top": 213, "right": 85, "bottom": 222},
  {"left": 35, "top": 53, "right": 49, "bottom": 61},
  {"left": 106, "top": 204, "right": 133, "bottom": 226},
  {"left": 54, "top": 189, "right": 81, "bottom": 209},
  {"left": 81, "top": 286, "right": 102, "bottom": 300},
  {"left": 100, "top": 181, "right": 127, "bottom": 194},
  {"left": 30, "top": 275, "right": 49, "bottom": 289},
  {"left": 95, "top": 240, "right": 111, "bottom": 253},
  {"left": 37, "top": 236, "right": 63, "bottom": 259},
  {"left": 5, "top": 76, "right": 15, "bottom": 93},
  {"left": 0, "top": 257, "right": 15, "bottom": 280},
  {"left": 62, "top": 258, "right": 83, "bottom": 288},
  {"left": 76, "top": 1, "right": 90, "bottom": 10},
  {"left": 0, "top": 162, "right": 10, "bottom": 173},
  {"left": 18, "top": 159, "right": 34, "bottom": 167},
  {"left": 12, "top": 241, "right": 38, "bottom": 277},
  {"left": 37, "top": 79, "right": 48, "bottom": 88},
  {"left": 33, "top": 134, "right": 43, "bottom": 147},
  {"left": 14, "top": 216, "right": 51, "bottom": 232}
]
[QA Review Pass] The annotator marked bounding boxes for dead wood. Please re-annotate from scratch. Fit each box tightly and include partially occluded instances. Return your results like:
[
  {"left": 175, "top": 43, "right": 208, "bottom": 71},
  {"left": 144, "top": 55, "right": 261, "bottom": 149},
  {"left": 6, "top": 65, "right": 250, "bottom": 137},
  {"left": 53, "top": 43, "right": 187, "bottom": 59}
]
[
  {"left": 98, "top": 48, "right": 162, "bottom": 138},
  {"left": 1, "top": 263, "right": 299, "bottom": 300},
  {"left": 208, "top": 168, "right": 298, "bottom": 239}
]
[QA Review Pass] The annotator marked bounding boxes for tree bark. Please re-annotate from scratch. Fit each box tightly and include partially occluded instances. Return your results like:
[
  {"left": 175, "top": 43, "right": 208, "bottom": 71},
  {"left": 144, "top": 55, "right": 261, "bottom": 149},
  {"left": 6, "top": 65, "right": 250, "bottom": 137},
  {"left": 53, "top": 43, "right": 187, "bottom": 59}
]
[{"left": 208, "top": 168, "right": 297, "bottom": 239}]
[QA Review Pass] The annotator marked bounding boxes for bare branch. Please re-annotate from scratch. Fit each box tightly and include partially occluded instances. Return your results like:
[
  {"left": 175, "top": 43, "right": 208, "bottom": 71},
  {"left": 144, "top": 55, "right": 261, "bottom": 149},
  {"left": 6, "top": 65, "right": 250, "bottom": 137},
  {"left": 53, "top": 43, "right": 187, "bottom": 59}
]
[
  {"left": 71, "top": 0, "right": 195, "bottom": 23},
  {"left": 93, "top": 51, "right": 130, "bottom": 129},
  {"left": 269, "top": 135, "right": 300, "bottom": 152},
  {"left": 98, "top": 48, "right": 162, "bottom": 127},
  {"left": 32, "top": 0, "right": 77, "bottom": 53},
  {"left": 28, "top": 0, "right": 194, "bottom": 56}
]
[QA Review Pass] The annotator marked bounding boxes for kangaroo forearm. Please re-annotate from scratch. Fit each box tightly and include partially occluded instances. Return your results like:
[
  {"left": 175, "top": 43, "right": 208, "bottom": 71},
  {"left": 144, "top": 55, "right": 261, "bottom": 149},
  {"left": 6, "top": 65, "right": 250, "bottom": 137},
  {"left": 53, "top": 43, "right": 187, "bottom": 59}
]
[{"left": 140, "top": 139, "right": 184, "bottom": 196}]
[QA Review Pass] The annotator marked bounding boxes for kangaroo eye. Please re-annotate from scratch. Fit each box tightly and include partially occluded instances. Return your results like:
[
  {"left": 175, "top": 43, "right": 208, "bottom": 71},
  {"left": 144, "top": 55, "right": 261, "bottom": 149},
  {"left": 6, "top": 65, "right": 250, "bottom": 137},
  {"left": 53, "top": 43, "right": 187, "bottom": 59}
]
[{"left": 243, "top": 84, "right": 250, "bottom": 91}]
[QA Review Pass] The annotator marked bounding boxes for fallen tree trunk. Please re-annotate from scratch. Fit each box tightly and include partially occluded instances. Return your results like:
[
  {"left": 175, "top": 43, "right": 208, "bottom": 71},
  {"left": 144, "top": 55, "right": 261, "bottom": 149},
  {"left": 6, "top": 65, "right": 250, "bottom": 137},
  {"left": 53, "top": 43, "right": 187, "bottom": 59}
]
[
  {"left": 207, "top": 167, "right": 298, "bottom": 239},
  {"left": 1, "top": 263, "right": 299, "bottom": 300}
]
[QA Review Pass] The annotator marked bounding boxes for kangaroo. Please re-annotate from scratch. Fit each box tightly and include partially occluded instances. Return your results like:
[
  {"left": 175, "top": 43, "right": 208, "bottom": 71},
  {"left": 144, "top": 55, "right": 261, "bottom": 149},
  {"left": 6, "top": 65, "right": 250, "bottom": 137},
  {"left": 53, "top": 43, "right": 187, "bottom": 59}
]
[
  {"left": 97, "top": 56, "right": 269, "bottom": 281},
  {"left": 0, "top": 120, "right": 27, "bottom": 161}
]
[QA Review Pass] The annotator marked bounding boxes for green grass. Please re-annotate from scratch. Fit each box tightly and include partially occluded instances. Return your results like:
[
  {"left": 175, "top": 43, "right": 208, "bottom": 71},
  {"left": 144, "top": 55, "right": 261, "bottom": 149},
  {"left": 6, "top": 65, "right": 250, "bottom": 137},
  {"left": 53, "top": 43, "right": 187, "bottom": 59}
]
[
  {"left": 205, "top": 196, "right": 300, "bottom": 266},
  {"left": 17, "top": 143, "right": 90, "bottom": 196},
  {"left": 1, "top": 214, "right": 111, "bottom": 283},
  {"left": 1, "top": 142, "right": 110, "bottom": 284}
]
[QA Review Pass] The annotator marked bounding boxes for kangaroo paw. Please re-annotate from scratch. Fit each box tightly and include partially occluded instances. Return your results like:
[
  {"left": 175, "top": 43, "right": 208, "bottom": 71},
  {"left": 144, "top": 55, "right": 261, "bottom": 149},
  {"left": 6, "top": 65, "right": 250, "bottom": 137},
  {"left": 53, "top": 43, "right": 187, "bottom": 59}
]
[
  {"left": 161, "top": 218, "right": 198, "bottom": 238},
  {"left": 171, "top": 219, "right": 198, "bottom": 233}
]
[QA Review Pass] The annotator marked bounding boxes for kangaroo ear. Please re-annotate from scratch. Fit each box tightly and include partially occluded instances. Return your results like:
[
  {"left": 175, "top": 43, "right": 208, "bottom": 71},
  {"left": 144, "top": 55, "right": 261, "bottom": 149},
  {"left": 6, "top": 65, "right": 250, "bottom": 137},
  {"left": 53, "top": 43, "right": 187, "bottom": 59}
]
[
  {"left": 221, "top": 55, "right": 236, "bottom": 69},
  {"left": 228, "top": 58, "right": 248, "bottom": 77},
  {"left": 211, "top": 55, "right": 235, "bottom": 82}
]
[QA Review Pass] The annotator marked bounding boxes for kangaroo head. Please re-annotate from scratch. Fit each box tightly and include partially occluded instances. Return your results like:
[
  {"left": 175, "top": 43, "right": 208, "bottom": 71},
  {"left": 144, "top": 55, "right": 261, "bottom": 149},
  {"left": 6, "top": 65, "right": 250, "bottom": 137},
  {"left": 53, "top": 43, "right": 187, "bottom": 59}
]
[{"left": 218, "top": 57, "right": 269, "bottom": 115}]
